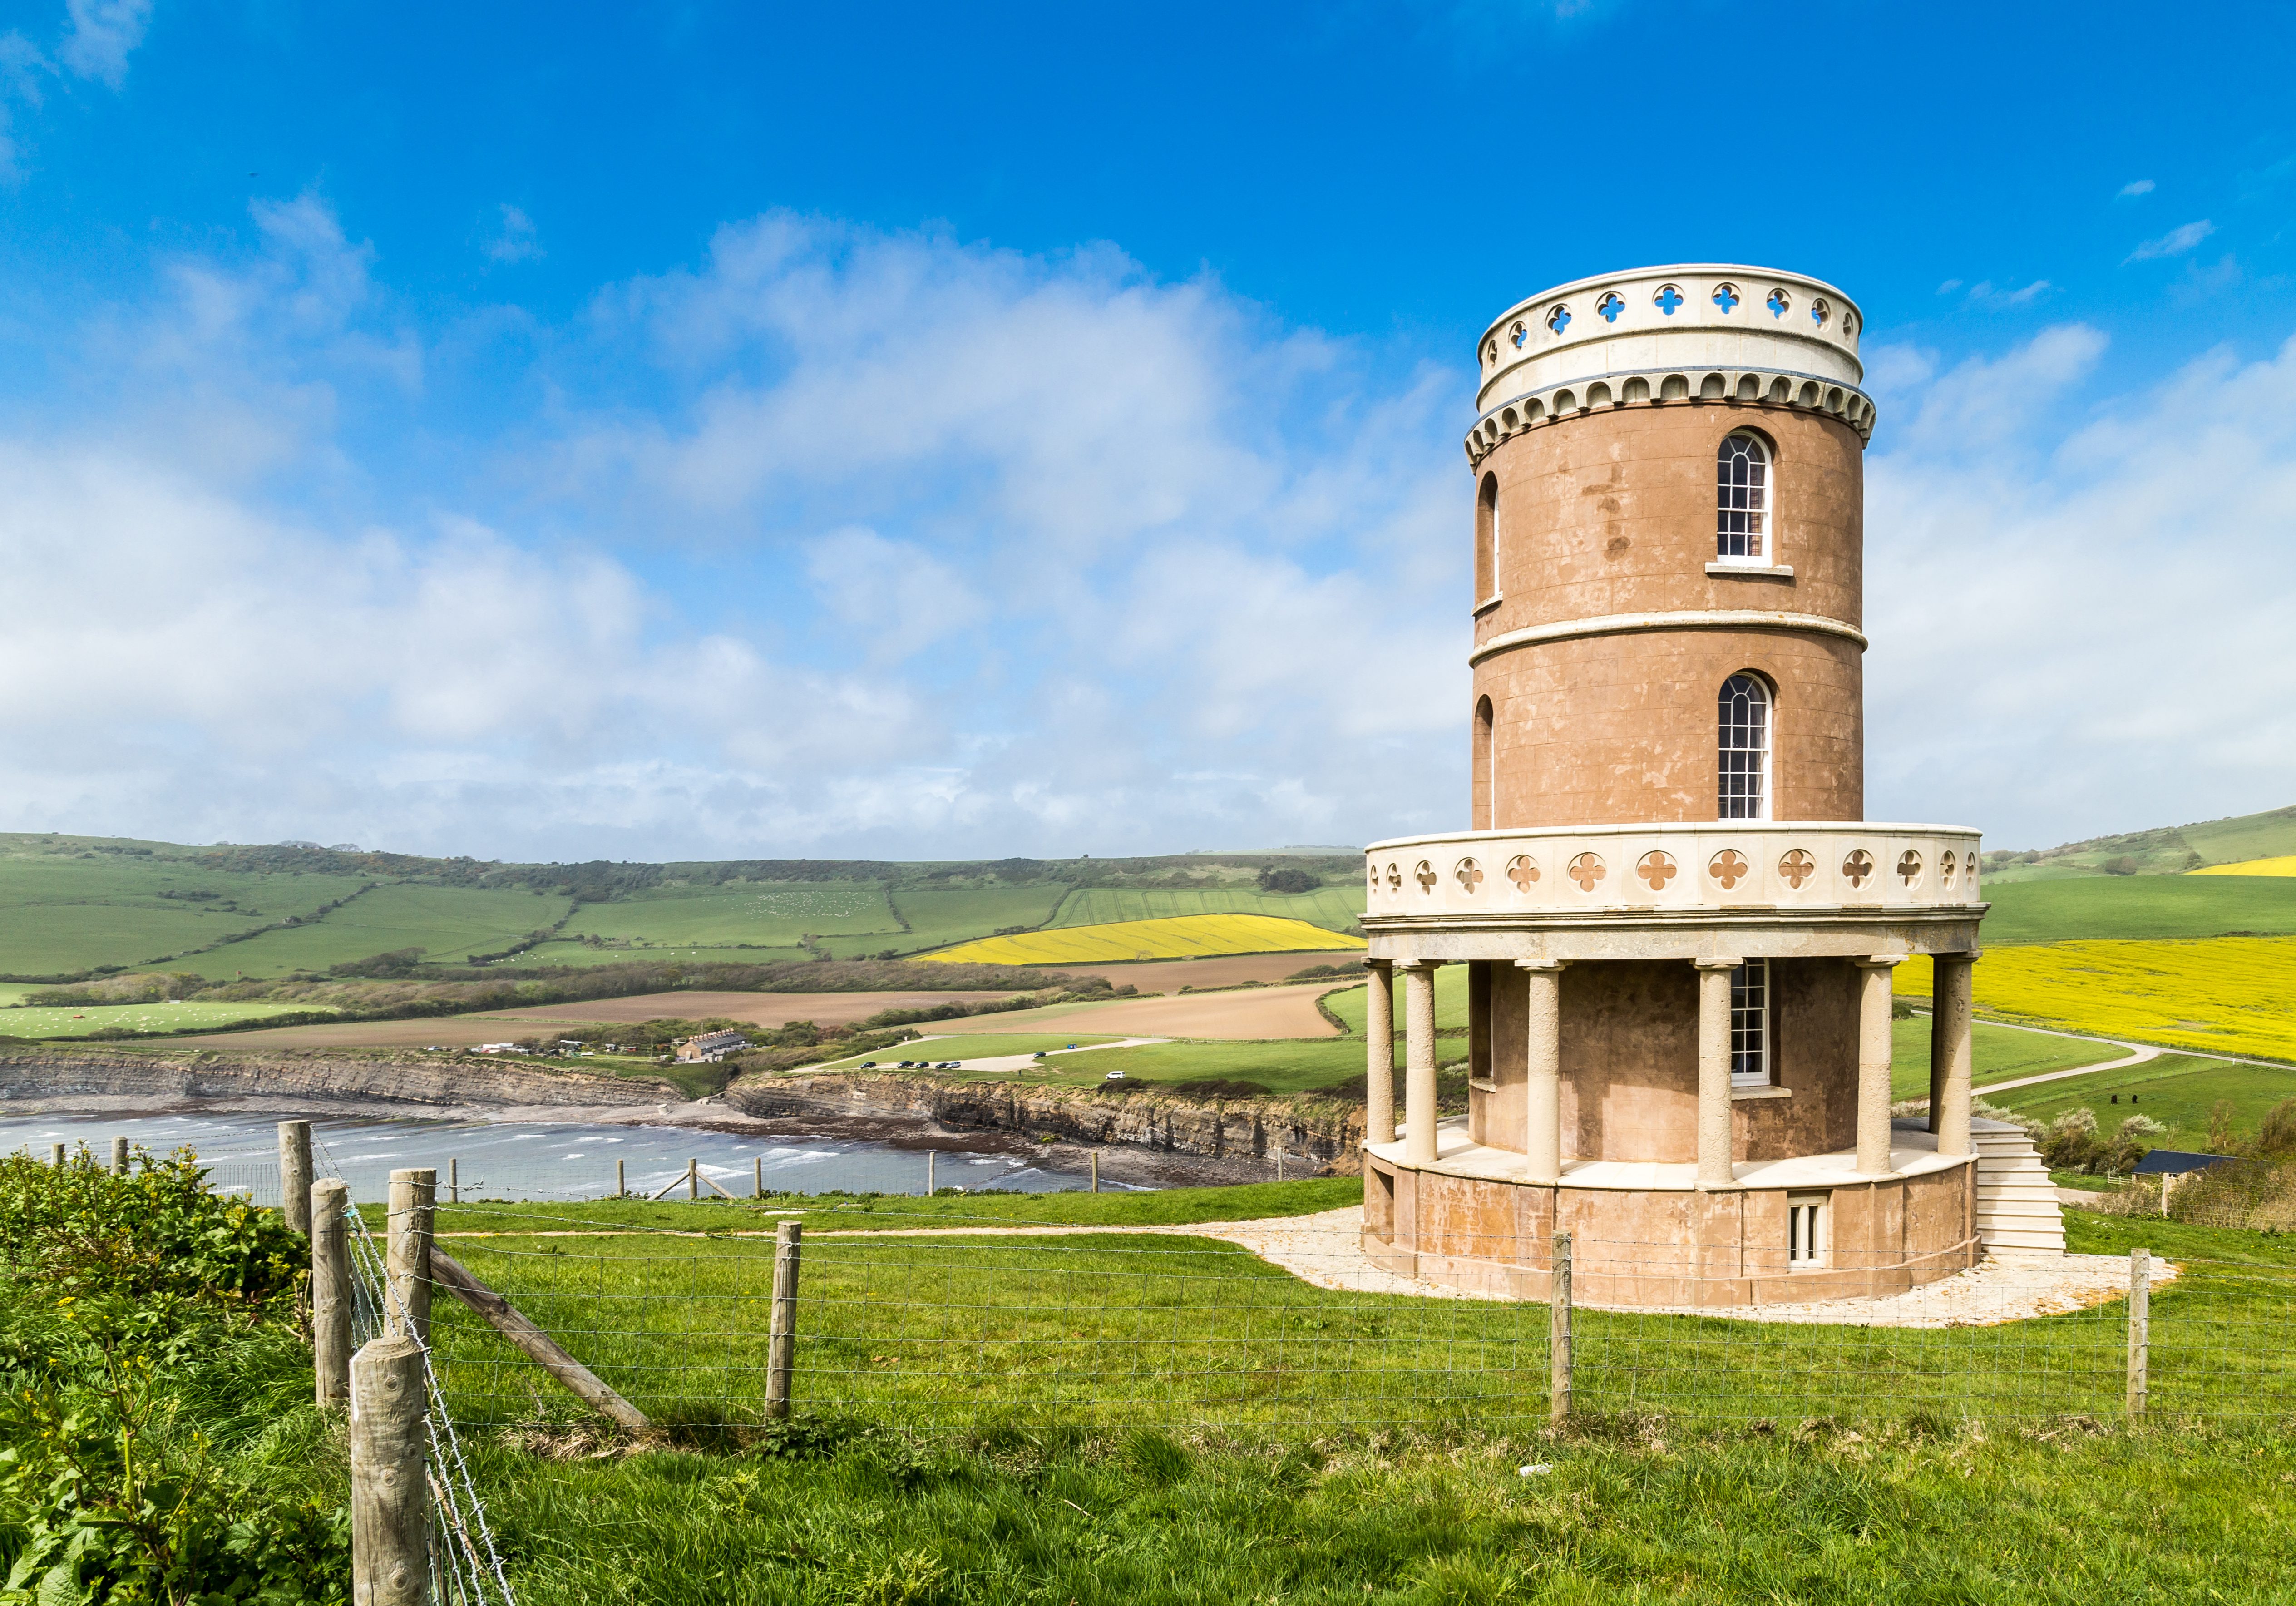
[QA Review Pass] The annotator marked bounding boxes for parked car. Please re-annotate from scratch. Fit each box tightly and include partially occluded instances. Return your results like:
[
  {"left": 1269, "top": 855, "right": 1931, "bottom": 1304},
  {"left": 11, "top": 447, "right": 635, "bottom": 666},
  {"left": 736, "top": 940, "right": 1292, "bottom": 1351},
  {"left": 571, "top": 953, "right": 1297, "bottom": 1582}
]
[{"left": 1105, "top": 1070, "right": 1126, "bottom": 1082}]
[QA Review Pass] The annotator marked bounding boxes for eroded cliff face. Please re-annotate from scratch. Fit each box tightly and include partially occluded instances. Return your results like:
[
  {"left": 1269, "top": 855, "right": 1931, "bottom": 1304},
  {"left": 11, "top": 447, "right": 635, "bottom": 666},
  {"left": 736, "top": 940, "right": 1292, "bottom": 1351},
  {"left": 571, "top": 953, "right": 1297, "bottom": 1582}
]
[
  {"left": 730, "top": 1072, "right": 1366, "bottom": 1174},
  {"left": 0, "top": 1050, "right": 680, "bottom": 1112}
]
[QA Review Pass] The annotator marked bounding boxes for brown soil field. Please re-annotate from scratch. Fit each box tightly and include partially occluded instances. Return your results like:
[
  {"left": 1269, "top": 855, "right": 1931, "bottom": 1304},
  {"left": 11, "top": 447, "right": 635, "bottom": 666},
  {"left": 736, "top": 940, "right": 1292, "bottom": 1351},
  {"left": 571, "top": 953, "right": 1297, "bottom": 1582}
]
[
  {"left": 1021, "top": 952, "right": 1361, "bottom": 993},
  {"left": 931, "top": 982, "right": 1346, "bottom": 1041},
  {"left": 182, "top": 989, "right": 1025, "bottom": 1051}
]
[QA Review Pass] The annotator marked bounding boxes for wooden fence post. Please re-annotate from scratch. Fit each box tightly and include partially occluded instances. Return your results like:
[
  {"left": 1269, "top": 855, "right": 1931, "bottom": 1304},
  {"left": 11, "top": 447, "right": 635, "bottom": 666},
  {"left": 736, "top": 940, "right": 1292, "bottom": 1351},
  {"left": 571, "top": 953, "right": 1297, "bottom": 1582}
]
[
  {"left": 616, "top": 1159, "right": 625, "bottom": 1199},
  {"left": 1550, "top": 1230, "right": 1573, "bottom": 1427},
  {"left": 1090, "top": 1151, "right": 1099, "bottom": 1194},
  {"left": 2127, "top": 1246, "right": 2150, "bottom": 1420},
  {"left": 449, "top": 1157, "right": 459, "bottom": 1206},
  {"left": 765, "top": 1221, "right": 803, "bottom": 1419},
  {"left": 312, "top": 1178, "right": 352, "bottom": 1409},
  {"left": 687, "top": 1158, "right": 698, "bottom": 1201},
  {"left": 386, "top": 1168, "right": 436, "bottom": 1343},
  {"left": 925, "top": 1151, "right": 934, "bottom": 1196},
  {"left": 47, "top": 1143, "right": 62, "bottom": 1169},
  {"left": 755, "top": 1156, "right": 763, "bottom": 1198},
  {"left": 279, "top": 1121, "right": 313, "bottom": 1235},
  {"left": 349, "top": 1336, "right": 430, "bottom": 1604},
  {"left": 111, "top": 1136, "right": 128, "bottom": 1175}
]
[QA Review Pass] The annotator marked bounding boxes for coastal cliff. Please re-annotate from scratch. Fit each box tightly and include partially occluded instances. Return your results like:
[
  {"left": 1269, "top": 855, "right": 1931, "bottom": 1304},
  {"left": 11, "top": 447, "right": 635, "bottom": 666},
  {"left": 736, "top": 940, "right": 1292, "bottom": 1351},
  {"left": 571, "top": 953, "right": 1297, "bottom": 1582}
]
[{"left": 0, "top": 1048, "right": 680, "bottom": 1112}]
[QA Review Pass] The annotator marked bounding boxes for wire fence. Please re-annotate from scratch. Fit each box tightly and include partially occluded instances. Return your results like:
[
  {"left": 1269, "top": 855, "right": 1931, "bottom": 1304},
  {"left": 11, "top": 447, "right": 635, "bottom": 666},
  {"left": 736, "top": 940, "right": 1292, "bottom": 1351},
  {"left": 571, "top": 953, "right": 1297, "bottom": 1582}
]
[{"left": 409, "top": 1200, "right": 2296, "bottom": 1436}]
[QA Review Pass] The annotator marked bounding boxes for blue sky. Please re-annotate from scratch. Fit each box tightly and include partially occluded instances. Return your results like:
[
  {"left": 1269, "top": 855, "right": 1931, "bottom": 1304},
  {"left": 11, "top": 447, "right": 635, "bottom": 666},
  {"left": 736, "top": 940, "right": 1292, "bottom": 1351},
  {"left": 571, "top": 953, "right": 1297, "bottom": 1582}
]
[{"left": 2, "top": 0, "right": 2293, "bottom": 861}]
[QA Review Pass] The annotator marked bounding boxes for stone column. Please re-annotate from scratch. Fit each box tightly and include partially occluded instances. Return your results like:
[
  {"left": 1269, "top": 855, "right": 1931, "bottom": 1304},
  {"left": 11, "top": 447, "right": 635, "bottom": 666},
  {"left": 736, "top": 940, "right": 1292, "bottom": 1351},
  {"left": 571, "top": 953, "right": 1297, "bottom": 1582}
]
[
  {"left": 1400, "top": 960, "right": 1440, "bottom": 1166},
  {"left": 1932, "top": 954, "right": 1976, "bottom": 1157},
  {"left": 1516, "top": 961, "right": 1568, "bottom": 1185},
  {"left": 1364, "top": 960, "right": 1396, "bottom": 1146},
  {"left": 1854, "top": 958, "right": 1902, "bottom": 1177},
  {"left": 1692, "top": 958, "right": 1741, "bottom": 1189}
]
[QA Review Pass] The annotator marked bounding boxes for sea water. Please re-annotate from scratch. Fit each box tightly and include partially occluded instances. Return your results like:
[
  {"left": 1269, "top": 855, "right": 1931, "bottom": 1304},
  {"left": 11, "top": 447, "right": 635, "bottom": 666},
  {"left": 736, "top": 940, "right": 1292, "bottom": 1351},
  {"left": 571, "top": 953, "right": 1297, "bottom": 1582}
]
[{"left": 0, "top": 1111, "right": 1101, "bottom": 1204}]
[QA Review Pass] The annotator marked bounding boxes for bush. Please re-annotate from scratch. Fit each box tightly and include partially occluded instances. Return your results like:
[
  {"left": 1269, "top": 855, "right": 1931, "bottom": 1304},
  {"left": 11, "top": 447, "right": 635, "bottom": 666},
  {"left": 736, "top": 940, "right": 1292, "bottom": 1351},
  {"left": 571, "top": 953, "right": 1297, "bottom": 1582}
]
[
  {"left": 1256, "top": 867, "right": 1319, "bottom": 895},
  {"left": 2100, "top": 855, "right": 2140, "bottom": 876},
  {"left": 2037, "top": 1107, "right": 2156, "bottom": 1176},
  {"left": 0, "top": 1151, "right": 304, "bottom": 1310}
]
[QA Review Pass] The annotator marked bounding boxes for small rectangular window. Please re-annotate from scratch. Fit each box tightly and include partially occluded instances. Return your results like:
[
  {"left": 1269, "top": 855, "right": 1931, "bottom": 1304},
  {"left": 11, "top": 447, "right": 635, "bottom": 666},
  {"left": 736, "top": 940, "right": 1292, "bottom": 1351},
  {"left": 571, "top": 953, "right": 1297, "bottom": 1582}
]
[
  {"left": 1729, "top": 958, "right": 1770, "bottom": 1087},
  {"left": 1787, "top": 1191, "right": 1829, "bottom": 1268}
]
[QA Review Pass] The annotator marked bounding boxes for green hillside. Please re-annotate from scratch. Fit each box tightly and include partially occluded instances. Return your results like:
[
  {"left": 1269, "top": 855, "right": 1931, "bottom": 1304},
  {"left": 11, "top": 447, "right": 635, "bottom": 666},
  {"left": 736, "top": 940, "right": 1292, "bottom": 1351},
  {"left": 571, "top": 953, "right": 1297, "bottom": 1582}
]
[
  {"left": 1047, "top": 885, "right": 1364, "bottom": 933},
  {"left": 1979, "top": 875, "right": 2296, "bottom": 944},
  {"left": 0, "top": 832, "right": 1360, "bottom": 983},
  {"left": 1991, "top": 800, "right": 2296, "bottom": 876}
]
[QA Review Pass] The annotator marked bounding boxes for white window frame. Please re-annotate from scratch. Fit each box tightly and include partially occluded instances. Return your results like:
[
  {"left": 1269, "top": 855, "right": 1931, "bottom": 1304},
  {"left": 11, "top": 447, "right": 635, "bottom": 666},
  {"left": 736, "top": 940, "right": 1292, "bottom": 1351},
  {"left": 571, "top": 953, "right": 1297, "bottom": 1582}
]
[
  {"left": 1718, "top": 673, "right": 1771, "bottom": 821},
  {"left": 1715, "top": 433, "right": 1771, "bottom": 566},
  {"left": 1787, "top": 1191, "right": 1829, "bottom": 1269},
  {"left": 1729, "top": 957, "right": 1771, "bottom": 1088}
]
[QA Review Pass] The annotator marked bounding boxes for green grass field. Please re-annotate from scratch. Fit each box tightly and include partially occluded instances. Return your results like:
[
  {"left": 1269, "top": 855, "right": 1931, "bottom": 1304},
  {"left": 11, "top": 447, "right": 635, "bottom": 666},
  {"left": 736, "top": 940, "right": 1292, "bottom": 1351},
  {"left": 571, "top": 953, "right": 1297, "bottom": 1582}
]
[
  {"left": 1322, "top": 971, "right": 1466, "bottom": 1038},
  {"left": 0, "top": 998, "right": 336, "bottom": 1038},
  {"left": 183, "top": 883, "right": 575, "bottom": 978},
  {"left": 813, "top": 885, "right": 1073, "bottom": 959},
  {"left": 1047, "top": 885, "right": 1363, "bottom": 934},
  {"left": 1979, "top": 875, "right": 2296, "bottom": 943},
  {"left": 561, "top": 881, "right": 900, "bottom": 947},
  {"left": 0, "top": 848, "right": 368, "bottom": 975},
  {"left": 1981, "top": 1053, "right": 2296, "bottom": 1149},
  {"left": 490, "top": 941, "right": 816, "bottom": 969},
  {"left": 1888, "top": 1016, "right": 2118, "bottom": 1100}
]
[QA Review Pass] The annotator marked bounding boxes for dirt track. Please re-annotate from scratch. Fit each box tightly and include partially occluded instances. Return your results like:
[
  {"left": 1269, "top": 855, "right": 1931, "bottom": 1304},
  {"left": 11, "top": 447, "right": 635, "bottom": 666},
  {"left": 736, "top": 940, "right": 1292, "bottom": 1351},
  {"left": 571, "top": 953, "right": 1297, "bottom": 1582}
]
[
  {"left": 187, "top": 989, "right": 1024, "bottom": 1051},
  {"left": 1022, "top": 952, "right": 1360, "bottom": 992}
]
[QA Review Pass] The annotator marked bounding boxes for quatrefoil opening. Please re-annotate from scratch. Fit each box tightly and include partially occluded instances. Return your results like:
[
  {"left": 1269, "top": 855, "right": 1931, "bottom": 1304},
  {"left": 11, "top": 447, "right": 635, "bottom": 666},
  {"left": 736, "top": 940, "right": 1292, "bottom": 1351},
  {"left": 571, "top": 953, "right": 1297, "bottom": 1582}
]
[
  {"left": 1414, "top": 860, "right": 1437, "bottom": 893},
  {"left": 1896, "top": 850, "right": 1924, "bottom": 887},
  {"left": 1567, "top": 852, "right": 1606, "bottom": 893},
  {"left": 1636, "top": 851, "right": 1677, "bottom": 891},
  {"left": 1506, "top": 854, "right": 1539, "bottom": 892},
  {"left": 1940, "top": 850, "right": 1958, "bottom": 889},
  {"left": 1842, "top": 849, "right": 1876, "bottom": 889},
  {"left": 1385, "top": 861, "right": 1402, "bottom": 891},
  {"left": 1709, "top": 849, "right": 1749, "bottom": 890},
  {"left": 1778, "top": 849, "right": 1816, "bottom": 889},
  {"left": 1455, "top": 857, "right": 1484, "bottom": 893}
]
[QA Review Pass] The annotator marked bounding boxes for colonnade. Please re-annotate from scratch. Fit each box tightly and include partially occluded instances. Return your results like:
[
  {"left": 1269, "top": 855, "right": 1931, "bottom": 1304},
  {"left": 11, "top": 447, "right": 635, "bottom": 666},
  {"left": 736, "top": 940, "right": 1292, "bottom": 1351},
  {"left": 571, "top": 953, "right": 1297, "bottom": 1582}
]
[{"left": 1363, "top": 954, "right": 1979, "bottom": 1182}]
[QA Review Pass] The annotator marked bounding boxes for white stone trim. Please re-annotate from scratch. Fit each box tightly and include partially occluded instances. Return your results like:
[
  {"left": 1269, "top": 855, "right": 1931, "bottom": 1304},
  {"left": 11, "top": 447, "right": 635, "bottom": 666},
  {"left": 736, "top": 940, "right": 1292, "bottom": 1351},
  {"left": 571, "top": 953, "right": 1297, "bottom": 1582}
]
[
  {"left": 1465, "top": 365, "right": 1877, "bottom": 465},
  {"left": 1708, "top": 562, "right": 1794, "bottom": 578},
  {"left": 1468, "top": 609, "right": 1866, "bottom": 666}
]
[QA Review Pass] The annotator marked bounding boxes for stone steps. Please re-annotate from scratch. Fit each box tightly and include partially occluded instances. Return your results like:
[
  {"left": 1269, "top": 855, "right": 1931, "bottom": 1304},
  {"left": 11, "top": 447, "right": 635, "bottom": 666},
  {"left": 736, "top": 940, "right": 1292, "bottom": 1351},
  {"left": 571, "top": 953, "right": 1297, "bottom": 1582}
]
[{"left": 1971, "top": 1118, "right": 2065, "bottom": 1259}]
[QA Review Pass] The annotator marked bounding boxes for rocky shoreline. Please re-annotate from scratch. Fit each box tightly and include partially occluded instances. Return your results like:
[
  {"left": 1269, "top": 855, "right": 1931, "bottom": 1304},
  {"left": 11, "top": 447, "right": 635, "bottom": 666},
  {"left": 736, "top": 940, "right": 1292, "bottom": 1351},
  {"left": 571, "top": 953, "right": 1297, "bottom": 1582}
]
[{"left": 0, "top": 1047, "right": 1364, "bottom": 1190}]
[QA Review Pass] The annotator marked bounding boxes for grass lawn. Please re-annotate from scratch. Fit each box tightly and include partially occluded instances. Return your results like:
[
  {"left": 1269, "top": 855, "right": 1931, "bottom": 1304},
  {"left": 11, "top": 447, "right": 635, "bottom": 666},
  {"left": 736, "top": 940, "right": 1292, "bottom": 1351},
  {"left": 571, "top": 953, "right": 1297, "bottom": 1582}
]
[
  {"left": 816, "top": 1032, "right": 1126, "bottom": 1067},
  {"left": 1887, "top": 1015, "right": 2118, "bottom": 1101},
  {"left": 809, "top": 885, "right": 1074, "bottom": 959},
  {"left": 1323, "top": 967, "right": 1469, "bottom": 1041},
  {"left": 0, "top": 849, "right": 368, "bottom": 975},
  {"left": 0, "top": 998, "right": 339, "bottom": 1038},
  {"left": 1048, "top": 884, "right": 1365, "bottom": 934},
  {"left": 184, "top": 883, "right": 577, "bottom": 978},
  {"left": 1978, "top": 874, "right": 2296, "bottom": 943},
  {"left": 1983, "top": 1053, "right": 2296, "bottom": 1150},
  {"left": 417, "top": 1192, "right": 2296, "bottom": 1448}
]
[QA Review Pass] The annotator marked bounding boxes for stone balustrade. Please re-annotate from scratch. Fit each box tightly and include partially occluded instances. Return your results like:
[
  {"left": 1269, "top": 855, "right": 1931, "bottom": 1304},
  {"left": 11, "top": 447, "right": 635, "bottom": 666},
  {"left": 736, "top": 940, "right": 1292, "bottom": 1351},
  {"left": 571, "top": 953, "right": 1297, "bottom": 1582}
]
[{"left": 1364, "top": 822, "right": 1981, "bottom": 922}]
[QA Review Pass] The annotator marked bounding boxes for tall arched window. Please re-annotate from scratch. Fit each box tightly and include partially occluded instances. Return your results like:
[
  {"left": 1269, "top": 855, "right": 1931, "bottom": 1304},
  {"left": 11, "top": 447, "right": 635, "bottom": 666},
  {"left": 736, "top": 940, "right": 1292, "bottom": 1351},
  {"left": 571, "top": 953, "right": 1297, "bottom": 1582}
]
[
  {"left": 1718, "top": 673, "right": 1771, "bottom": 820},
  {"left": 1474, "top": 473, "right": 1499, "bottom": 603},
  {"left": 1716, "top": 434, "right": 1769, "bottom": 563},
  {"left": 1472, "top": 696, "right": 1495, "bottom": 829}
]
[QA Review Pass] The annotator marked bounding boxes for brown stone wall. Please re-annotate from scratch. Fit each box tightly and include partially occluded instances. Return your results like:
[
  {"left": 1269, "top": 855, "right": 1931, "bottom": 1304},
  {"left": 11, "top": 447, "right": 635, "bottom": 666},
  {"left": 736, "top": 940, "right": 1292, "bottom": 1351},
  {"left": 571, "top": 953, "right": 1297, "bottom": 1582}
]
[
  {"left": 1470, "top": 401, "right": 1866, "bottom": 825},
  {"left": 1558, "top": 960, "right": 1697, "bottom": 1163},
  {"left": 1735, "top": 957, "right": 1860, "bottom": 1161}
]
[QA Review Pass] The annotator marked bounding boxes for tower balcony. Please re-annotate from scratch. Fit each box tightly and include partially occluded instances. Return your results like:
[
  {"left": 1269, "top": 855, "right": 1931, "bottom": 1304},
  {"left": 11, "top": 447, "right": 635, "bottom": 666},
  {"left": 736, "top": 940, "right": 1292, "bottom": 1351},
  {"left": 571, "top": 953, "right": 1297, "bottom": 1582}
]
[{"left": 1363, "top": 822, "right": 1983, "bottom": 960}]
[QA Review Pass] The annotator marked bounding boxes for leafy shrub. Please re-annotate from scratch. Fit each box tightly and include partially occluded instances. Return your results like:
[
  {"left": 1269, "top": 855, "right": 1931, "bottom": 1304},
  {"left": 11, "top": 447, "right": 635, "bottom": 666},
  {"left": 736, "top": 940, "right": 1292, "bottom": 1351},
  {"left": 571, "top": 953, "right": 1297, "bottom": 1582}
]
[
  {"left": 2037, "top": 1108, "right": 2156, "bottom": 1176},
  {"left": 0, "top": 1152, "right": 304, "bottom": 1310},
  {"left": 1256, "top": 867, "right": 1320, "bottom": 895},
  {"left": 2100, "top": 855, "right": 2140, "bottom": 876}
]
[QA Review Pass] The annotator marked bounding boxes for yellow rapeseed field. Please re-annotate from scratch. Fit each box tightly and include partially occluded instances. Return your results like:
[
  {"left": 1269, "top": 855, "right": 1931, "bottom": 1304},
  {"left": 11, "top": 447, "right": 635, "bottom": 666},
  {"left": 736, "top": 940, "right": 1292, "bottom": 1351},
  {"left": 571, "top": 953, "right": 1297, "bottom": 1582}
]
[
  {"left": 1897, "top": 938, "right": 2296, "bottom": 1062},
  {"left": 2190, "top": 855, "right": 2296, "bottom": 877},
  {"left": 923, "top": 914, "right": 1365, "bottom": 967}
]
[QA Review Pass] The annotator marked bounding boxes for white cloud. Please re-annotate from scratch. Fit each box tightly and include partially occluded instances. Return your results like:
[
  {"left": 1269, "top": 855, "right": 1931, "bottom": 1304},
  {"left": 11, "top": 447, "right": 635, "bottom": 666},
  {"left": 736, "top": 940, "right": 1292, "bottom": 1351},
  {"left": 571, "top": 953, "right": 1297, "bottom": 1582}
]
[
  {"left": 2126, "top": 219, "right": 2215, "bottom": 262},
  {"left": 1866, "top": 327, "right": 2296, "bottom": 848},
  {"left": 2118, "top": 178, "right": 2155, "bottom": 198},
  {"left": 484, "top": 203, "right": 542, "bottom": 264},
  {"left": 1965, "top": 279, "right": 2053, "bottom": 306},
  {"left": 56, "top": 0, "right": 149, "bottom": 87}
]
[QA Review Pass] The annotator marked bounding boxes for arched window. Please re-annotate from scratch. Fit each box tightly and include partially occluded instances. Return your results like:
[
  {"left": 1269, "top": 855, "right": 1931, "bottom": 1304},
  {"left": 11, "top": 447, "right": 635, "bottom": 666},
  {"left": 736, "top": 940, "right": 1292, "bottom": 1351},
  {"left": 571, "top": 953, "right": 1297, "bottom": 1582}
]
[
  {"left": 1716, "top": 434, "right": 1769, "bottom": 563},
  {"left": 1472, "top": 696, "right": 1495, "bottom": 830},
  {"left": 1474, "top": 473, "right": 1499, "bottom": 603},
  {"left": 1718, "top": 673, "right": 1770, "bottom": 820}
]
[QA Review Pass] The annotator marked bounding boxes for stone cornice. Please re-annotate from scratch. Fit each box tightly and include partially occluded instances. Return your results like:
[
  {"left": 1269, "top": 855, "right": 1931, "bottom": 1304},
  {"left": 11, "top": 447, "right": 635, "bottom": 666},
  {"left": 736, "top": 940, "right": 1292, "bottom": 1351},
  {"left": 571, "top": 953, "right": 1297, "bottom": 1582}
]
[
  {"left": 1463, "top": 364, "right": 1877, "bottom": 467},
  {"left": 1469, "top": 609, "right": 1867, "bottom": 667}
]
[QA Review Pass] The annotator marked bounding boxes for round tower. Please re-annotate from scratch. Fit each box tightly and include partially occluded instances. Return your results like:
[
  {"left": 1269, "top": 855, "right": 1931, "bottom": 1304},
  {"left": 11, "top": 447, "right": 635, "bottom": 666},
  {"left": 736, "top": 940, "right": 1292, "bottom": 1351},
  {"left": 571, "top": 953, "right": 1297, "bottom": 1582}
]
[
  {"left": 1463, "top": 267, "right": 1871, "bottom": 830},
  {"left": 1353, "top": 265, "right": 2021, "bottom": 1309}
]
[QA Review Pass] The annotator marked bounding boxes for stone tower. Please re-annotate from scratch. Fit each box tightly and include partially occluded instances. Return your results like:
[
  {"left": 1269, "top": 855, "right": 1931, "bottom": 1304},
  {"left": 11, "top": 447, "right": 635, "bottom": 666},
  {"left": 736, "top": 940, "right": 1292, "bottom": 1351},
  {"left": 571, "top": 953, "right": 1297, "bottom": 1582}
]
[{"left": 1358, "top": 265, "right": 1997, "bottom": 1306}]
